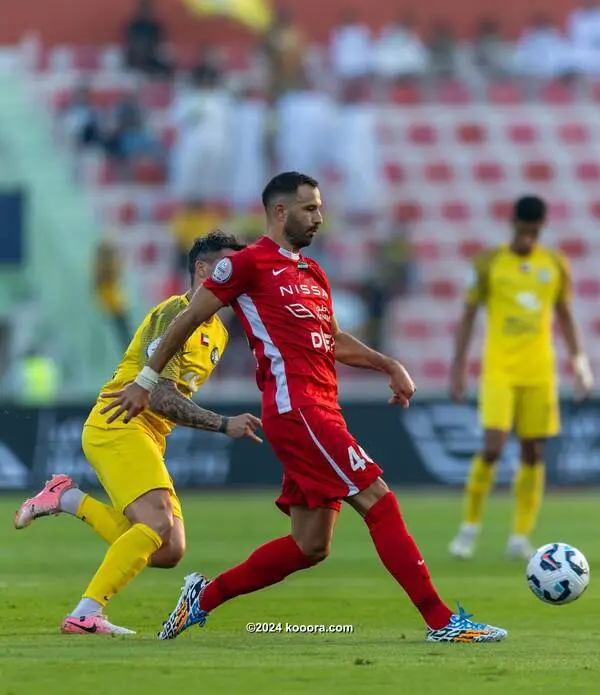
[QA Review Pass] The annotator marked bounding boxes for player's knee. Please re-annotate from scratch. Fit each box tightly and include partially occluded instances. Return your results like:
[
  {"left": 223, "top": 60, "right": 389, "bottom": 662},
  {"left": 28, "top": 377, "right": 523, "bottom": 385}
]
[
  {"left": 520, "top": 440, "right": 544, "bottom": 465},
  {"left": 127, "top": 498, "right": 174, "bottom": 541},
  {"left": 482, "top": 430, "right": 508, "bottom": 462},
  {"left": 296, "top": 538, "right": 330, "bottom": 563},
  {"left": 150, "top": 539, "right": 186, "bottom": 569},
  {"left": 480, "top": 450, "right": 501, "bottom": 464}
]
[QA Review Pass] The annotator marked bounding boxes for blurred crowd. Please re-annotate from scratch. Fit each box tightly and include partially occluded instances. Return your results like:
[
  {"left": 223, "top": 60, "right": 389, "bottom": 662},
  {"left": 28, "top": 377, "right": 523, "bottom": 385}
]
[{"left": 56, "top": 0, "right": 600, "bottom": 353}]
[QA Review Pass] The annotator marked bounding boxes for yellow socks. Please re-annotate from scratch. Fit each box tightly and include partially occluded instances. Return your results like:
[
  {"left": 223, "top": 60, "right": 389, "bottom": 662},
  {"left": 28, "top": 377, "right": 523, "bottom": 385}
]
[
  {"left": 76, "top": 495, "right": 131, "bottom": 545},
  {"left": 83, "top": 523, "right": 162, "bottom": 605},
  {"left": 464, "top": 455, "right": 497, "bottom": 525},
  {"left": 513, "top": 463, "right": 545, "bottom": 536}
]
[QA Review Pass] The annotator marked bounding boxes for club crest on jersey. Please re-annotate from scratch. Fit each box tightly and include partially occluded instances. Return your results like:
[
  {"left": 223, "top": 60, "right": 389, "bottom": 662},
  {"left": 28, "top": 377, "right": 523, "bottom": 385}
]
[
  {"left": 210, "top": 347, "right": 220, "bottom": 365},
  {"left": 520, "top": 263, "right": 531, "bottom": 273},
  {"left": 146, "top": 338, "right": 161, "bottom": 357},
  {"left": 211, "top": 257, "right": 232, "bottom": 283},
  {"left": 538, "top": 268, "right": 551, "bottom": 284}
]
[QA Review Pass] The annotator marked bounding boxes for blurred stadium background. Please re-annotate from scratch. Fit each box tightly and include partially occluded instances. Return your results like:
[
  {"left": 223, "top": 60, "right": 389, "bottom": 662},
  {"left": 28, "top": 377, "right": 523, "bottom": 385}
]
[{"left": 1, "top": 0, "right": 600, "bottom": 492}]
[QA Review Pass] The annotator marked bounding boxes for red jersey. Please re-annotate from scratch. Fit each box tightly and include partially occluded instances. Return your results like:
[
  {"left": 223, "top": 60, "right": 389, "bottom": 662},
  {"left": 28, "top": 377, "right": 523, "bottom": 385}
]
[{"left": 204, "top": 236, "right": 339, "bottom": 418}]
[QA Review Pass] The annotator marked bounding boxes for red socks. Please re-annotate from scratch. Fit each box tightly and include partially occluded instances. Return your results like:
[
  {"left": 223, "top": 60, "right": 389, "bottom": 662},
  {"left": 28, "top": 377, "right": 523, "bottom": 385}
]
[
  {"left": 200, "top": 535, "right": 316, "bottom": 613},
  {"left": 364, "top": 492, "right": 453, "bottom": 630}
]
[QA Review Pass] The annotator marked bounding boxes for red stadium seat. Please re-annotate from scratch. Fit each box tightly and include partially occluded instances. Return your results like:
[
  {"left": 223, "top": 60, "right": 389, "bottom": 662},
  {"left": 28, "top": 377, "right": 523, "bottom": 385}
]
[
  {"left": 159, "top": 125, "right": 176, "bottom": 149},
  {"left": 436, "top": 81, "right": 472, "bottom": 105},
  {"left": 412, "top": 240, "right": 440, "bottom": 260},
  {"left": 488, "top": 81, "right": 524, "bottom": 105},
  {"left": 138, "top": 242, "right": 160, "bottom": 265},
  {"left": 558, "top": 238, "right": 589, "bottom": 259},
  {"left": 424, "top": 161, "right": 454, "bottom": 183},
  {"left": 558, "top": 122, "right": 590, "bottom": 145},
  {"left": 589, "top": 201, "right": 600, "bottom": 220},
  {"left": 575, "top": 161, "right": 600, "bottom": 182},
  {"left": 490, "top": 199, "right": 513, "bottom": 220},
  {"left": 456, "top": 123, "right": 487, "bottom": 144},
  {"left": 576, "top": 278, "right": 600, "bottom": 298},
  {"left": 523, "top": 160, "right": 555, "bottom": 182},
  {"left": 507, "top": 123, "right": 538, "bottom": 144},
  {"left": 541, "top": 81, "right": 574, "bottom": 105},
  {"left": 51, "top": 88, "right": 71, "bottom": 111},
  {"left": 548, "top": 201, "right": 571, "bottom": 222},
  {"left": 467, "top": 359, "right": 481, "bottom": 378},
  {"left": 394, "top": 201, "right": 423, "bottom": 223},
  {"left": 589, "top": 80, "right": 600, "bottom": 104},
  {"left": 71, "top": 45, "right": 103, "bottom": 71},
  {"left": 590, "top": 318, "right": 600, "bottom": 336},
  {"left": 407, "top": 123, "right": 437, "bottom": 145},
  {"left": 422, "top": 358, "right": 450, "bottom": 379},
  {"left": 389, "top": 83, "right": 422, "bottom": 105},
  {"left": 116, "top": 202, "right": 138, "bottom": 225},
  {"left": 152, "top": 199, "right": 179, "bottom": 222},
  {"left": 400, "top": 320, "right": 431, "bottom": 338},
  {"left": 91, "top": 88, "right": 127, "bottom": 109},
  {"left": 473, "top": 161, "right": 505, "bottom": 183},
  {"left": 441, "top": 201, "right": 471, "bottom": 222},
  {"left": 132, "top": 158, "right": 166, "bottom": 185},
  {"left": 458, "top": 239, "right": 485, "bottom": 259},
  {"left": 139, "top": 82, "right": 173, "bottom": 109},
  {"left": 98, "top": 159, "right": 117, "bottom": 185},
  {"left": 429, "top": 279, "right": 459, "bottom": 299},
  {"left": 383, "top": 162, "right": 405, "bottom": 183}
]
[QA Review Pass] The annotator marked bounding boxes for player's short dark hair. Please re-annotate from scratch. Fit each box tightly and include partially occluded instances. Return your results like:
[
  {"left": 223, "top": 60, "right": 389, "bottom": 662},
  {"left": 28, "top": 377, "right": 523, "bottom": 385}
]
[
  {"left": 188, "top": 229, "right": 246, "bottom": 283},
  {"left": 514, "top": 195, "right": 546, "bottom": 223},
  {"left": 261, "top": 171, "right": 319, "bottom": 211}
]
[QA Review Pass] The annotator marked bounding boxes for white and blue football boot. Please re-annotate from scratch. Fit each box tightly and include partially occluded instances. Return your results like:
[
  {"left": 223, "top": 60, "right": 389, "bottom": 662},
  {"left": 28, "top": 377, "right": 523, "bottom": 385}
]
[
  {"left": 158, "top": 572, "right": 210, "bottom": 640},
  {"left": 426, "top": 604, "right": 507, "bottom": 643}
]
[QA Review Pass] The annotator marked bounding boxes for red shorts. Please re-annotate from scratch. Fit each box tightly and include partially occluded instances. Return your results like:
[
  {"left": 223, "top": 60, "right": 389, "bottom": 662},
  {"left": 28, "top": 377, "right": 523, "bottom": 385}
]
[{"left": 262, "top": 405, "right": 383, "bottom": 515}]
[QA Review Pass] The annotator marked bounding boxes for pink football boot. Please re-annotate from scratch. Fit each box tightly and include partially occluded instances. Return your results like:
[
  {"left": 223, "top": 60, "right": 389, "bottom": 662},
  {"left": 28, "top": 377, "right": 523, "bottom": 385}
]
[
  {"left": 61, "top": 613, "right": 135, "bottom": 635},
  {"left": 14, "top": 474, "right": 76, "bottom": 529}
]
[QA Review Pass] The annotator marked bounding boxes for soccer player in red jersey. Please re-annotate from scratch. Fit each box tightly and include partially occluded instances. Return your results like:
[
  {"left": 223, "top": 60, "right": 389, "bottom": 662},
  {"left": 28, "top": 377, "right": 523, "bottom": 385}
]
[{"left": 102, "top": 172, "right": 507, "bottom": 643}]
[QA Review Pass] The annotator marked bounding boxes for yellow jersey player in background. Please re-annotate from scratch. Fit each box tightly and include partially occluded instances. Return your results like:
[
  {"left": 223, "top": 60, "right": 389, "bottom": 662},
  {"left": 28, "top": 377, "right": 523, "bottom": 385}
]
[
  {"left": 448, "top": 195, "right": 594, "bottom": 561},
  {"left": 14, "top": 230, "right": 263, "bottom": 635}
]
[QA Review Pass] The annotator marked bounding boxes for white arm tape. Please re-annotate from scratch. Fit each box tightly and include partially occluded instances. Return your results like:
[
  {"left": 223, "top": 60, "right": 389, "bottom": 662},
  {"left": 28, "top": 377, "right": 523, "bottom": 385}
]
[
  {"left": 572, "top": 354, "right": 594, "bottom": 387},
  {"left": 134, "top": 366, "right": 160, "bottom": 392}
]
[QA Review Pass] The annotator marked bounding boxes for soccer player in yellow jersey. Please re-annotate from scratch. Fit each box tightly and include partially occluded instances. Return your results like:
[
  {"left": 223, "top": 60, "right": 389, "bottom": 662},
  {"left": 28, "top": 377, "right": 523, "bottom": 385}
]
[
  {"left": 14, "top": 230, "right": 263, "bottom": 635},
  {"left": 448, "top": 196, "right": 594, "bottom": 560}
]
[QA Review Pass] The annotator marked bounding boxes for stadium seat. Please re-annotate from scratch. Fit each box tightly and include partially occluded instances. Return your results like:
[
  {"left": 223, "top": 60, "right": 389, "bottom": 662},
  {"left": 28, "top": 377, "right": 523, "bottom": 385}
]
[
  {"left": 589, "top": 201, "right": 600, "bottom": 220},
  {"left": 488, "top": 81, "right": 524, "bottom": 105},
  {"left": 473, "top": 161, "right": 505, "bottom": 183},
  {"left": 412, "top": 240, "right": 440, "bottom": 260},
  {"left": 558, "top": 238, "right": 589, "bottom": 259},
  {"left": 139, "top": 82, "right": 173, "bottom": 109},
  {"left": 407, "top": 123, "right": 437, "bottom": 145},
  {"left": 540, "top": 81, "right": 574, "bottom": 105},
  {"left": 507, "top": 123, "right": 539, "bottom": 144},
  {"left": 428, "top": 279, "right": 460, "bottom": 299},
  {"left": 467, "top": 359, "right": 481, "bottom": 378},
  {"left": 116, "top": 201, "right": 139, "bottom": 225},
  {"left": 436, "top": 81, "right": 472, "bottom": 105},
  {"left": 441, "top": 201, "right": 471, "bottom": 222},
  {"left": 523, "top": 161, "right": 555, "bottom": 182},
  {"left": 490, "top": 200, "right": 513, "bottom": 220},
  {"left": 458, "top": 239, "right": 485, "bottom": 259},
  {"left": 575, "top": 161, "right": 600, "bottom": 183},
  {"left": 424, "top": 161, "right": 454, "bottom": 183},
  {"left": 131, "top": 158, "right": 166, "bottom": 185},
  {"left": 389, "top": 83, "right": 422, "bottom": 105},
  {"left": 383, "top": 162, "right": 405, "bottom": 183},
  {"left": 399, "top": 319, "right": 432, "bottom": 338},
  {"left": 456, "top": 123, "right": 487, "bottom": 144},
  {"left": 576, "top": 278, "right": 600, "bottom": 298},
  {"left": 138, "top": 241, "right": 160, "bottom": 265},
  {"left": 548, "top": 201, "right": 571, "bottom": 222},
  {"left": 558, "top": 122, "right": 590, "bottom": 145},
  {"left": 151, "top": 199, "right": 179, "bottom": 223},
  {"left": 394, "top": 201, "right": 423, "bottom": 223},
  {"left": 422, "top": 358, "right": 450, "bottom": 379}
]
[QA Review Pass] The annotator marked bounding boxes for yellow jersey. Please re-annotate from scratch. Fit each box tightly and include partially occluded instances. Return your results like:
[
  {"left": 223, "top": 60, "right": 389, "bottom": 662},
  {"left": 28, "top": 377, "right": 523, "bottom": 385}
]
[
  {"left": 86, "top": 292, "right": 228, "bottom": 440},
  {"left": 465, "top": 244, "right": 571, "bottom": 386}
]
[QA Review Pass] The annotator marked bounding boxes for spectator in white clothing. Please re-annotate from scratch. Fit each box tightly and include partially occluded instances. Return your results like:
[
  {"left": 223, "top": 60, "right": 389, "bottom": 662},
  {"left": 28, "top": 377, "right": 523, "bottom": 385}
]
[
  {"left": 568, "top": 0, "right": 600, "bottom": 74},
  {"left": 514, "top": 16, "right": 575, "bottom": 79},
  {"left": 329, "top": 9, "right": 373, "bottom": 82},
  {"left": 372, "top": 14, "right": 429, "bottom": 82}
]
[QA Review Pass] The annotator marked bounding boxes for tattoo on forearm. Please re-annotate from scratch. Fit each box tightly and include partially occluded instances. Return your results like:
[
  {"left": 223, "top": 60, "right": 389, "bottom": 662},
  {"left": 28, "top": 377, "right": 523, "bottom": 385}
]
[{"left": 149, "top": 379, "right": 222, "bottom": 431}]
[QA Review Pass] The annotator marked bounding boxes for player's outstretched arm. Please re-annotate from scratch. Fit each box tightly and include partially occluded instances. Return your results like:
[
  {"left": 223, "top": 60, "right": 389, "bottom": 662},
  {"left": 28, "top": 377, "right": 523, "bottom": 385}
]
[
  {"left": 331, "top": 318, "right": 416, "bottom": 407},
  {"left": 101, "top": 287, "right": 224, "bottom": 424},
  {"left": 150, "top": 379, "right": 263, "bottom": 443},
  {"left": 449, "top": 303, "right": 478, "bottom": 402}
]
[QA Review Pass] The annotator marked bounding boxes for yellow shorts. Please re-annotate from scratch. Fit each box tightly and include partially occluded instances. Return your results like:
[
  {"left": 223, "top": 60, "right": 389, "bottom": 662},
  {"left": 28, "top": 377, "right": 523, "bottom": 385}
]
[
  {"left": 81, "top": 425, "right": 183, "bottom": 519},
  {"left": 478, "top": 380, "right": 560, "bottom": 439}
]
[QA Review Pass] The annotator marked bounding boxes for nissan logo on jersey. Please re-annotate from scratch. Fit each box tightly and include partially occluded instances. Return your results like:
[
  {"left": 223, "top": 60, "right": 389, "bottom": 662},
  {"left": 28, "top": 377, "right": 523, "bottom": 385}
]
[{"left": 280, "top": 284, "right": 329, "bottom": 299}]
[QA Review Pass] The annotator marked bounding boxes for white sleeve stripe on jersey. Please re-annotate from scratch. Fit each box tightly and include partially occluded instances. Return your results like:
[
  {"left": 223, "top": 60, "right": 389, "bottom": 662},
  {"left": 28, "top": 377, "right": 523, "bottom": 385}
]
[
  {"left": 236, "top": 293, "right": 292, "bottom": 414},
  {"left": 298, "top": 409, "right": 360, "bottom": 496}
]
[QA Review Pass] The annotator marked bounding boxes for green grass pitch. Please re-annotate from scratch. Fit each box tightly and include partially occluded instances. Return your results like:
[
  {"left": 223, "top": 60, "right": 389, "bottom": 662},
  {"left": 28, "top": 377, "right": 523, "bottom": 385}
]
[{"left": 0, "top": 490, "right": 597, "bottom": 694}]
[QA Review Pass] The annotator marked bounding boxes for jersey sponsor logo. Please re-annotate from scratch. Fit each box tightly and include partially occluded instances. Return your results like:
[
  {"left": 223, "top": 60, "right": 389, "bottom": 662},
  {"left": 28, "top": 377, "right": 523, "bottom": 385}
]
[
  {"left": 311, "top": 329, "right": 334, "bottom": 352},
  {"left": 538, "top": 268, "right": 552, "bottom": 284},
  {"left": 515, "top": 291, "right": 542, "bottom": 311},
  {"left": 280, "top": 284, "right": 329, "bottom": 299},
  {"left": 146, "top": 337, "right": 161, "bottom": 357},
  {"left": 210, "top": 347, "right": 220, "bottom": 364},
  {"left": 285, "top": 303, "right": 315, "bottom": 319},
  {"left": 272, "top": 268, "right": 286, "bottom": 276},
  {"left": 315, "top": 305, "right": 331, "bottom": 322},
  {"left": 211, "top": 257, "right": 233, "bottom": 283},
  {"left": 182, "top": 372, "right": 203, "bottom": 393}
]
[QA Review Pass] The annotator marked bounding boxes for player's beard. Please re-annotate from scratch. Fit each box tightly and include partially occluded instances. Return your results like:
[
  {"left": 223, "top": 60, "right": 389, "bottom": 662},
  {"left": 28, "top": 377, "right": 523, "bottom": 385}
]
[{"left": 283, "top": 218, "right": 318, "bottom": 250}]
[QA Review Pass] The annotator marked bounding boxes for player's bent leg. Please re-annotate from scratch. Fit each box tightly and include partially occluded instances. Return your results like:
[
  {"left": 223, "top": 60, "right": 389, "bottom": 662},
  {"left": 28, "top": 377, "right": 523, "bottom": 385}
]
[
  {"left": 149, "top": 516, "right": 186, "bottom": 568},
  {"left": 508, "top": 438, "right": 545, "bottom": 560},
  {"left": 450, "top": 428, "right": 509, "bottom": 560},
  {"left": 157, "top": 505, "right": 333, "bottom": 641},
  {"left": 348, "top": 478, "right": 506, "bottom": 642},
  {"left": 14, "top": 474, "right": 131, "bottom": 545}
]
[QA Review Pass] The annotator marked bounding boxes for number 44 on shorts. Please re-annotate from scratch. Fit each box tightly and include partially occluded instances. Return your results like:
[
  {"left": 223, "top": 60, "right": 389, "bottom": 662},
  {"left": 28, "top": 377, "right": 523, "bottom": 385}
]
[{"left": 348, "top": 445, "right": 373, "bottom": 471}]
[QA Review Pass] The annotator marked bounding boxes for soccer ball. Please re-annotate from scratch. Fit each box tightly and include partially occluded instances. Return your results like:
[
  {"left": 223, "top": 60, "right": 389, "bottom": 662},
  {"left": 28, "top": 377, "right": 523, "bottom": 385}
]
[{"left": 526, "top": 542, "right": 590, "bottom": 605}]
